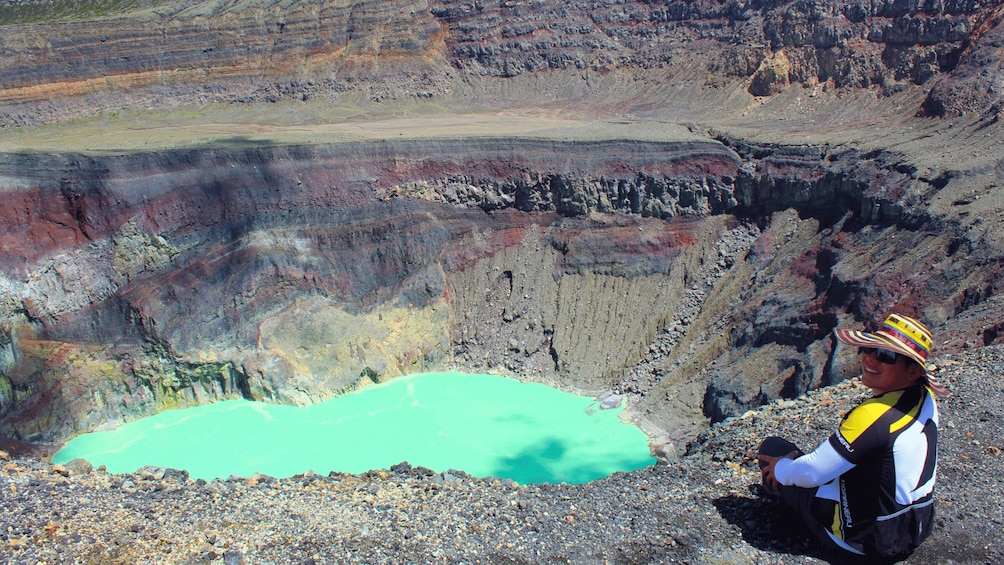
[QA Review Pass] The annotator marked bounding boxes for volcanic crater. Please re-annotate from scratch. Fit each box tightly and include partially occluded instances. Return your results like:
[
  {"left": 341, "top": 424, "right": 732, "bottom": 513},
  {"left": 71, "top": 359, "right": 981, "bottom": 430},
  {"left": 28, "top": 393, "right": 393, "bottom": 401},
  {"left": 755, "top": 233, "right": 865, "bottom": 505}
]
[{"left": 1, "top": 0, "right": 1003, "bottom": 489}]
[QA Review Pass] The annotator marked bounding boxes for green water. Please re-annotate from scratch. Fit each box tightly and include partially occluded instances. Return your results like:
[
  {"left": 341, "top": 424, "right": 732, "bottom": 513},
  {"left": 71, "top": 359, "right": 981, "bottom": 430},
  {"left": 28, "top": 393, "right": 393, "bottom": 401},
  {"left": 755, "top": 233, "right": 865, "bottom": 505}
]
[{"left": 52, "top": 372, "right": 655, "bottom": 484}]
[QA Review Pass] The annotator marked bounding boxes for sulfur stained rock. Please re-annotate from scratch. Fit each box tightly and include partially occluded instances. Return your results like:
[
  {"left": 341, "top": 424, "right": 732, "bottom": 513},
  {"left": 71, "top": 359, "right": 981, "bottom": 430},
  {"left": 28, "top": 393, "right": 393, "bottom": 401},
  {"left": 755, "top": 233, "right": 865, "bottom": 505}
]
[{"left": 749, "top": 50, "right": 792, "bottom": 97}]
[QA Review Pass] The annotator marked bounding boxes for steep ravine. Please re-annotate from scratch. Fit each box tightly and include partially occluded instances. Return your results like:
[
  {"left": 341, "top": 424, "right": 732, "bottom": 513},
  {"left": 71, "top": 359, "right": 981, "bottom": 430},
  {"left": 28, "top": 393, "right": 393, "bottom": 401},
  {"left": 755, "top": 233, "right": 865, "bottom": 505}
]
[{"left": 2, "top": 133, "right": 997, "bottom": 458}]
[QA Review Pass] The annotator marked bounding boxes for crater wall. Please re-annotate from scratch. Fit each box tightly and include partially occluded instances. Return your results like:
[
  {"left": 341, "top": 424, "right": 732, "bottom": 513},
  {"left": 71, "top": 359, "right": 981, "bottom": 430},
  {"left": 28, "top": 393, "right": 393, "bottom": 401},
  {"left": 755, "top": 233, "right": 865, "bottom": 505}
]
[
  {"left": 2, "top": 132, "right": 1001, "bottom": 454},
  {"left": 2, "top": 0, "right": 1003, "bottom": 123}
]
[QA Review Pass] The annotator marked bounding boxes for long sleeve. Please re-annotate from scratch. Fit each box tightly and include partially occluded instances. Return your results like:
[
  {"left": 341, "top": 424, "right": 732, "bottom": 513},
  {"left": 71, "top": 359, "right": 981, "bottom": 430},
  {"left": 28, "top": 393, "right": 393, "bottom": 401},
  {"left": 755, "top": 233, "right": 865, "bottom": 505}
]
[{"left": 773, "top": 439, "right": 855, "bottom": 488}]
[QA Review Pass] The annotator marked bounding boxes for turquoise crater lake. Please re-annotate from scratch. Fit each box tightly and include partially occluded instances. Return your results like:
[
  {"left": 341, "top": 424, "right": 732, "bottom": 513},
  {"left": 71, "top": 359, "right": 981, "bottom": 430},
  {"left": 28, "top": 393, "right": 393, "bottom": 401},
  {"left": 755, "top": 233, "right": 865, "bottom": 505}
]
[{"left": 53, "top": 372, "right": 656, "bottom": 484}]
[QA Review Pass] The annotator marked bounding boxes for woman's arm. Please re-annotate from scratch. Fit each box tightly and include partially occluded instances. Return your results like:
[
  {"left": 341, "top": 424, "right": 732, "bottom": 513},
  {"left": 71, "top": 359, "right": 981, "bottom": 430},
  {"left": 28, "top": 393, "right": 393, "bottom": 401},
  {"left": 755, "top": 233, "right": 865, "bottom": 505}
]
[{"left": 773, "top": 440, "right": 854, "bottom": 487}]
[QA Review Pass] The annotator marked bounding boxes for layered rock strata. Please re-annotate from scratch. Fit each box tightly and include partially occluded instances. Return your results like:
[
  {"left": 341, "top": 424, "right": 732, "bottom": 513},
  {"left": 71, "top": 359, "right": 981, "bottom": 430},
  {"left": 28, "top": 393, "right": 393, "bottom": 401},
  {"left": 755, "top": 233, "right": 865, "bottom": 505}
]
[
  {"left": 1, "top": 128, "right": 1001, "bottom": 456},
  {"left": 2, "top": 0, "right": 1003, "bottom": 124},
  {"left": 0, "top": 137, "right": 739, "bottom": 440}
]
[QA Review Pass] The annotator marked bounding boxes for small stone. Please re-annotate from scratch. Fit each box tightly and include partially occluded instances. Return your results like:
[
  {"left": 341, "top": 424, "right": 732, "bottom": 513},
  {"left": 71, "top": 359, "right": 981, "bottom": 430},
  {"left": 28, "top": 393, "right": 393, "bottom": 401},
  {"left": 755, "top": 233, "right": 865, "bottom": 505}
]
[
  {"left": 433, "top": 472, "right": 459, "bottom": 486},
  {"left": 64, "top": 458, "right": 93, "bottom": 476},
  {"left": 139, "top": 466, "right": 167, "bottom": 480},
  {"left": 251, "top": 472, "right": 274, "bottom": 484}
]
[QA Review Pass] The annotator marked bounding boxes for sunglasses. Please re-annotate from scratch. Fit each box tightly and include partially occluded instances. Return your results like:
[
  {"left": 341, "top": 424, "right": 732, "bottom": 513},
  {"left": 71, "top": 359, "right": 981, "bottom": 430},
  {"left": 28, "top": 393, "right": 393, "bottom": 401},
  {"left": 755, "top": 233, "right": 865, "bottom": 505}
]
[{"left": 858, "top": 347, "right": 901, "bottom": 365}]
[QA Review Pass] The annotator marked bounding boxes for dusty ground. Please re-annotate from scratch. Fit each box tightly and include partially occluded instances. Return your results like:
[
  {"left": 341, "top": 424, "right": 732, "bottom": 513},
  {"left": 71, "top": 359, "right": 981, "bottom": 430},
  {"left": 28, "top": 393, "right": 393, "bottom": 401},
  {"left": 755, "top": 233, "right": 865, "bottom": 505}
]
[{"left": 0, "top": 105, "right": 711, "bottom": 152}]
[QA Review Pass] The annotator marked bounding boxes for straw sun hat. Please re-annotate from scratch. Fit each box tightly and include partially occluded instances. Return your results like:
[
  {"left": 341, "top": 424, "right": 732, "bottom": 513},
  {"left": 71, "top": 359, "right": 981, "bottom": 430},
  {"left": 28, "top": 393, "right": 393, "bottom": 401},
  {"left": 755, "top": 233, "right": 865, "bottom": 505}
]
[{"left": 834, "top": 313, "right": 933, "bottom": 370}]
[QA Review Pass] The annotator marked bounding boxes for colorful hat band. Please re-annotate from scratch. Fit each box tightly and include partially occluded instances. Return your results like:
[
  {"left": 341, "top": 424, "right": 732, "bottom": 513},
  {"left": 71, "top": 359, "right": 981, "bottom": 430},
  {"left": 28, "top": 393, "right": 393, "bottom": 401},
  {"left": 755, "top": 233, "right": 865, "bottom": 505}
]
[
  {"left": 882, "top": 314, "right": 932, "bottom": 352},
  {"left": 879, "top": 326, "right": 929, "bottom": 361}
]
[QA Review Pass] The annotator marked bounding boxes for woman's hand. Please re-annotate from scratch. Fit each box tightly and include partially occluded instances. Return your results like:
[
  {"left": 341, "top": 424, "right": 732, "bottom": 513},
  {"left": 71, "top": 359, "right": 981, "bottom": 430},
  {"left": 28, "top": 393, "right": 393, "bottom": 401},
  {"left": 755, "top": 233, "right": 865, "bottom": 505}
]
[{"left": 758, "top": 450, "right": 800, "bottom": 491}]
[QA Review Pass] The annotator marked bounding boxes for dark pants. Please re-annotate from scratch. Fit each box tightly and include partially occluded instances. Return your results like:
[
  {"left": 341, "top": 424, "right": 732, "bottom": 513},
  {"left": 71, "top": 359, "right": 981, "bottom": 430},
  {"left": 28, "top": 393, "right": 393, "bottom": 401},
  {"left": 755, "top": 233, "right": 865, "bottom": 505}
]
[{"left": 757, "top": 437, "right": 853, "bottom": 556}]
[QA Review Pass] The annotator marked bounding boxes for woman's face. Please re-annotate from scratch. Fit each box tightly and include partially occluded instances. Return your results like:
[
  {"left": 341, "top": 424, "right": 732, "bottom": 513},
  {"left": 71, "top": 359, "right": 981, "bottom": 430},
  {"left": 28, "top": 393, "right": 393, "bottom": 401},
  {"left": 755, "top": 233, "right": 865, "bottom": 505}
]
[{"left": 859, "top": 348, "right": 923, "bottom": 395}]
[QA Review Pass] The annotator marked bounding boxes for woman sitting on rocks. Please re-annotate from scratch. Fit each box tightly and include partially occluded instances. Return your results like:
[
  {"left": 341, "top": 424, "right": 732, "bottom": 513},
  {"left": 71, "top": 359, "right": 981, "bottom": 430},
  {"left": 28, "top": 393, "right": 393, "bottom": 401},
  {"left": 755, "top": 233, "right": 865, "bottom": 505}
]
[{"left": 757, "top": 313, "right": 941, "bottom": 560}]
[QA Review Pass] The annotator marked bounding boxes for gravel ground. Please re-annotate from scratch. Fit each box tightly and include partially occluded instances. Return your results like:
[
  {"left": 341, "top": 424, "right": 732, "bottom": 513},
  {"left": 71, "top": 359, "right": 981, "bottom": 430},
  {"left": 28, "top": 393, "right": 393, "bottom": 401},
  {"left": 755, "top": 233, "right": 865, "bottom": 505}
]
[{"left": 1, "top": 346, "right": 1002, "bottom": 564}]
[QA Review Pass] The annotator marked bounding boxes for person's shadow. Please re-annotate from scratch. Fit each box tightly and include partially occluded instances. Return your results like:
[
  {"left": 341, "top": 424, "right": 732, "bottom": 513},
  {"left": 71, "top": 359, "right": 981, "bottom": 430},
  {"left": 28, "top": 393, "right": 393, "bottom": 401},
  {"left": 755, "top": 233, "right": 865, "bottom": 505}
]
[{"left": 713, "top": 487, "right": 913, "bottom": 564}]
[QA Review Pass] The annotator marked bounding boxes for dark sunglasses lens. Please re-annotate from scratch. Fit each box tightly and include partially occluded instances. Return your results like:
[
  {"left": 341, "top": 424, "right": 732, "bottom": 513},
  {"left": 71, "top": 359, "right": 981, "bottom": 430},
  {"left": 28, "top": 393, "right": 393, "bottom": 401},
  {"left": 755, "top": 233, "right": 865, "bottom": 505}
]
[
  {"left": 858, "top": 347, "right": 899, "bottom": 364},
  {"left": 875, "top": 349, "right": 899, "bottom": 364}
]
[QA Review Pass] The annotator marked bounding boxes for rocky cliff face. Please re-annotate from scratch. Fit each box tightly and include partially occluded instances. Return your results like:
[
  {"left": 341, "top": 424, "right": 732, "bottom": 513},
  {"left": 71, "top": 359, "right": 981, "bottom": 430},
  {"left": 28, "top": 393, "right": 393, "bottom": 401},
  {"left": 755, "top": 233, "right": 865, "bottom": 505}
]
[
  {"left": 1, "top": 0, "right": 1003, "bottom": 454},
  {"left": 0, "top": 137, "right": 741, "bottom": 440},
  {"left": 2, "top": 129, "right": 1001, "bottom": 452},
  {"left": 2, "top": 0, "right": 1003, "bottom": 124}
]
